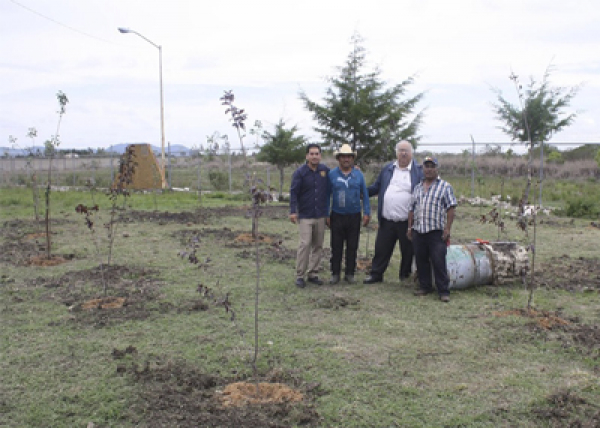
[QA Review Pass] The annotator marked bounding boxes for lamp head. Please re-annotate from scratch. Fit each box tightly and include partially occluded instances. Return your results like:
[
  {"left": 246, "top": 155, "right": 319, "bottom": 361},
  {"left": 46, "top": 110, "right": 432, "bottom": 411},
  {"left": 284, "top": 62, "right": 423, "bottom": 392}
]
[{"left": 118, "top": 27, "right": 131, "bottom": 33}]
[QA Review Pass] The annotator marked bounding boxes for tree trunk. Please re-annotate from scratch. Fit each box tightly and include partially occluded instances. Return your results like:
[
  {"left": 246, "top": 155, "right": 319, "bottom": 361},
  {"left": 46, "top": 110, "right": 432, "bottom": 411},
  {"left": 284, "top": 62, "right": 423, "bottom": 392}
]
[{"left": 278, "top": 166, "right": 284, "bottom": 200}]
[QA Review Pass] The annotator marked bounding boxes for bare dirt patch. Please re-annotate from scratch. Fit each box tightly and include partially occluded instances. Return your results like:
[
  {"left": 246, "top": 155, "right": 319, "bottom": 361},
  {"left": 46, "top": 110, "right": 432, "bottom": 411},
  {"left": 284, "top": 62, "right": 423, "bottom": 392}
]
[
  {"left": 236, "top": 244, "right": 296, "bottom": 264},
  {"left": 26, "top": 254, "right": 74, "bottom": 266},
  {"left": 537, "top": 255, "right": 600, "bottom": 292},
  {"left": 174, "top": 228, "right": 290, "bottom": 263},
  {"left": 119, "top": 204, "right": 289, "bottom": 225},
  {"left": 0, "top": 220, "right": 76, "bottom": 266},
  {"left": 531, "top": 389, "right": 600, "bottom": 427},
  {"left": 492, "top": 308, "right": 571, "bottom": 330},
  {"left": 312, "top": 294, "right": 361, "bottom": 310},
  {"left": 118, "top": 356, "right": 322, "bottom": 427},
  {"left": 119, "top": 209, "right": 205, "bottom": 225},
  {"left": 37, "top": 265, "right": 165, "bottom": 327},
  {"left": 492, "top": 308, "right": 599, "bottom": 359}
]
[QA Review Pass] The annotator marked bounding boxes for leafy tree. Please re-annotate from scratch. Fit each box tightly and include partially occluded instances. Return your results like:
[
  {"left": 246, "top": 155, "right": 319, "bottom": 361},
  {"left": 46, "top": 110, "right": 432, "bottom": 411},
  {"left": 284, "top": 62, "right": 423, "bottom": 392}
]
[
  {"left": 595, "top": 149, "right": 600, "bottom": 168},
  {"left": 256, "top": 119, "right": 306, "bottom": 198},
  {"left": 299, "top": 32, "right": 424, "bottom": 162},
  {"left": 491, "top": 66, "right": 579, "bottom": 204},
  {"left": 547, "top": 150, "right": 563, "bottom": 164}
]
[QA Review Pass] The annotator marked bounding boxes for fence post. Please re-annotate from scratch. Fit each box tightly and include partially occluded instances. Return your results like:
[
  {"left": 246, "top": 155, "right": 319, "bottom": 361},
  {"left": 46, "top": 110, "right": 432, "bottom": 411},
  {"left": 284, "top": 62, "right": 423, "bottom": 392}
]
[
  {"left": 168, "top": 142, "right": 172, "bottom": 189},
  {"left": 196, "top": 156, "right": 201, "bottom": 200},
  {"left": 539, "top": 141, "right": 544, "bottom": 207},
  {"left": 228, "top": 147, "right": 232, "bottom": 193},
  {"left": 470, "top": 135, "right": 476, "bottom": 198},
  {"left": 110, "top": 147, "right": 114, "bottom": 185}
]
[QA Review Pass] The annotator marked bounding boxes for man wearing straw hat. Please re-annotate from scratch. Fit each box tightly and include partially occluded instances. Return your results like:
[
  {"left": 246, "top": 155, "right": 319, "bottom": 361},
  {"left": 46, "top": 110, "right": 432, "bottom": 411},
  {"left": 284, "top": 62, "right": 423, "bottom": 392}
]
[{"left": 327, "top": 144, "right": 371, "bottom": 284}]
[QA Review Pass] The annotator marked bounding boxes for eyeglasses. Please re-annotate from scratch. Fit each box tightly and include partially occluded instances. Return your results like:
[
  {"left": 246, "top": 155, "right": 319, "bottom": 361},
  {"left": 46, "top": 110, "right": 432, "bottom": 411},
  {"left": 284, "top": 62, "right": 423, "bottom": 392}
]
[{"left": 423, "top": 164, "right": 437, "bottom": 169}]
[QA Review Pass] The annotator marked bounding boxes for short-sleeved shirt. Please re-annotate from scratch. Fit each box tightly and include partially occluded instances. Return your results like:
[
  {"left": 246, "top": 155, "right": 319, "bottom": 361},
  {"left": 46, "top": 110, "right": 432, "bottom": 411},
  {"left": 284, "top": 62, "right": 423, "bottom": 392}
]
[{"left": 410, "top": 178, "right": 457, "bottom": 233}]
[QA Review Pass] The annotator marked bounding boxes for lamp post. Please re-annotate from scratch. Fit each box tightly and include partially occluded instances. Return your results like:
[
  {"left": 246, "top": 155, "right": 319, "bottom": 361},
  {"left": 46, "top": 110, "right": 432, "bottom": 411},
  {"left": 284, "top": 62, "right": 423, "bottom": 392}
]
[{"left": 118, "top": 27, "right": 166, "bottom": 185}]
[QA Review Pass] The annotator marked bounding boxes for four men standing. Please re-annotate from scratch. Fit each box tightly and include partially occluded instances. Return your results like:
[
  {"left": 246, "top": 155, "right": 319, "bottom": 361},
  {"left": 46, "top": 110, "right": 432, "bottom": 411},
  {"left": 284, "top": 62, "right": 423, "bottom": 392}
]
[{"left": 289, "top": 141, "right": 457, "bottom": 303}]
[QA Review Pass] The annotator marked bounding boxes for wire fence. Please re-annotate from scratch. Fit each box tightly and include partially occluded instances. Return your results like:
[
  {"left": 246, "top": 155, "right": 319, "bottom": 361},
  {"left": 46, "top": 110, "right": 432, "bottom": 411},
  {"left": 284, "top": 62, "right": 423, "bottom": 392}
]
[{"left": 1, "top": 143, "right": 598, "bottom": 203}]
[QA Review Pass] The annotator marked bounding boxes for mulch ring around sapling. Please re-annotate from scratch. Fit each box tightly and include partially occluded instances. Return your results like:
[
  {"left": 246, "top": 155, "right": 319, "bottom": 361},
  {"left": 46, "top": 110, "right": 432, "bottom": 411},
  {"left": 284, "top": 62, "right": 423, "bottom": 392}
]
[
  {"left": 117, "top": 355, "right": 322, "bottom": 427},
  {"left": 0, "top": 222, "right": 75, "bottom": 266},
  {"left": 38, "top": 264, "right": 167, "bottom": 327}
]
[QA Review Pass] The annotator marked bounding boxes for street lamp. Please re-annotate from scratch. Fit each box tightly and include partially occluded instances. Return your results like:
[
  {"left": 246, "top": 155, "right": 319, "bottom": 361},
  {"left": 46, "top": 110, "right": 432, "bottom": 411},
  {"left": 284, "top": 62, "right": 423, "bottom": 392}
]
[{"left": 118, "top": 27, "right": 166, "bottom": 185}]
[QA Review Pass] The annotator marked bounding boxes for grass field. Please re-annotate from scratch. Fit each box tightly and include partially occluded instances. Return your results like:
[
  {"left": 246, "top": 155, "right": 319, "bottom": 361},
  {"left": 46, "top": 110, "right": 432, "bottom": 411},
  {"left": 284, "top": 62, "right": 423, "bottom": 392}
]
[{"left": 1, "top": 183, "right": 599, "bottom": 427}]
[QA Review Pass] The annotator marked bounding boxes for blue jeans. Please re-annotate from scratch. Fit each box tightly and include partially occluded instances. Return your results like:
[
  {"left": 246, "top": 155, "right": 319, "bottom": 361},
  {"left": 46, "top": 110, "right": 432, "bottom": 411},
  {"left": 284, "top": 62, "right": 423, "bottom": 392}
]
[{"left": 412, "top": 230, "right": 449, "bottom": 296}]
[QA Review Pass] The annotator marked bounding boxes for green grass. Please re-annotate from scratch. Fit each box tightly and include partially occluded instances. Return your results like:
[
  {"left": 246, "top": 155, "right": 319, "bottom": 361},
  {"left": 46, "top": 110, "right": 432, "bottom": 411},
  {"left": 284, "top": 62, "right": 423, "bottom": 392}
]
[{"left": 1, "top": 183, "right": 599, "bottom": 426}]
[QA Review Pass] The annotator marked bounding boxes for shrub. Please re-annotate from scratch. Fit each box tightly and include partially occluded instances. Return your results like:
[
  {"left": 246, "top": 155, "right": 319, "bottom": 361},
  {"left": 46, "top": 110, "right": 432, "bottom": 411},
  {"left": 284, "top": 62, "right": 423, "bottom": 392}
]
[
  {"left": 208, "top": 170, "right": 228, "bottom": 190},
  {"left": 556, "top": 197, "right": 600, "bottom": 218}
]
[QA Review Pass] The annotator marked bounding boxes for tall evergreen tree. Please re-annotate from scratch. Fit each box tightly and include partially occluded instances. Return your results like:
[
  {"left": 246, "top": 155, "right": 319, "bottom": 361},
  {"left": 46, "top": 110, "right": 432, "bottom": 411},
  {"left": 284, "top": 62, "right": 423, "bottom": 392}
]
[
  {"left": 299, "top": 33, "right": 424, "bottom": 162},
  {"left": 256, "top": 119, "right": 307, "bottom": 199}
]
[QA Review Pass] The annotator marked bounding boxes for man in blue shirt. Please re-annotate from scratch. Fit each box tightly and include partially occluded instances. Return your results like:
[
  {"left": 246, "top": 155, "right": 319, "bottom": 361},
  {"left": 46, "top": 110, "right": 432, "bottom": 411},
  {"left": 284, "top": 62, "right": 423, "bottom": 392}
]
[
  {"left": 290, "top": 144, "right": 330, "bottom": 288},
  {"left": 364, "top": 141, "right": 424, "bottom": 284},
  {"left": 327, "top": 144, "right": 371, "bottom": 284},
  {"left": 408, "top": 156, "right": 457, "bottom": 302}
]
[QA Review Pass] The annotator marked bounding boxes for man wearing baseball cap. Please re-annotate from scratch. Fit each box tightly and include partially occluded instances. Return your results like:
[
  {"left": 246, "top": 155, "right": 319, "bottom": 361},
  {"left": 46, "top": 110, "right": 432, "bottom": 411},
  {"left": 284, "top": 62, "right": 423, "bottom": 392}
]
[{"left": 407, "top": 156, "right": 457, "bottom": 302}]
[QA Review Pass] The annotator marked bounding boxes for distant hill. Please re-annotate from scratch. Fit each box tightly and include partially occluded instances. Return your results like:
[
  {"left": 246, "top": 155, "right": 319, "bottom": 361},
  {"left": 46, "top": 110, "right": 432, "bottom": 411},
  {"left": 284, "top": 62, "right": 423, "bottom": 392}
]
[
  {"left": 0, "top": 143, "right": 192, "bottom": 157},
  {"left": 107, "top": 143, "right": 191, "bottom": 156},
  {"left": 0, "top": 146, "right": 45, "bottom": 157}
]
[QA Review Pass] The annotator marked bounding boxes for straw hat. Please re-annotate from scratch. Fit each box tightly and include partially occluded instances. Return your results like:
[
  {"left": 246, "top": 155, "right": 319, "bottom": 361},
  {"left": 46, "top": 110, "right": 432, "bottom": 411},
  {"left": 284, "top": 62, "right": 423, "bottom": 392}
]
[{"left": 334, "top": 144, "right": 357, "bottom": 159}]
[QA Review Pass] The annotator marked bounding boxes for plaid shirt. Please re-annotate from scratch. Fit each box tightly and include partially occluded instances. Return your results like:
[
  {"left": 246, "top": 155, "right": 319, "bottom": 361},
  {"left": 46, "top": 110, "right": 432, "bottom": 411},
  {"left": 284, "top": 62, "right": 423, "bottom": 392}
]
[{"left": 410, "top": 178, "right": 457, "bottom": 233}]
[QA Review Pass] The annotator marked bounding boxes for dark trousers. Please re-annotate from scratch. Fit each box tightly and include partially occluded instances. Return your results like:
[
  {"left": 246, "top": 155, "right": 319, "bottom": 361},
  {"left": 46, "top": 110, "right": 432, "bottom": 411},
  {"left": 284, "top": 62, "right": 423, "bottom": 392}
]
[
  {"left": 330, "top": 212, "right": 361, "bottom": 276},
  {"left": 370, "top": 218, "right": 413, "bottom": 280},
  {"left": 412, "top": 230, "right": 450, "bottom": 296}
]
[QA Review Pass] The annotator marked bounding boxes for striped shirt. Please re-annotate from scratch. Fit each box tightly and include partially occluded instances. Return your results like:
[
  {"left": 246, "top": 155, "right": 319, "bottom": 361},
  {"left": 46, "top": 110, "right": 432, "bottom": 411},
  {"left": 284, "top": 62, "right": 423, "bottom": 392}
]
[{"left": 410, "top": 178, "right": 457, "bottom": 233}]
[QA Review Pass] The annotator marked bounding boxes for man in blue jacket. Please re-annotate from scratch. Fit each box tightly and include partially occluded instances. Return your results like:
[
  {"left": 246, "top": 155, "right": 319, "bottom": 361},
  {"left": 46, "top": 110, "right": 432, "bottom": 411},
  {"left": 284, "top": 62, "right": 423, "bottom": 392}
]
[
  {"left": 364, "top": 140, "right": 424, "bottom": 284},
  {"left": 327, "top": 144, "right": 371, "bottom": 285},
  {"left": 290, "top": 143, "right": 330, "bottom": 288}
]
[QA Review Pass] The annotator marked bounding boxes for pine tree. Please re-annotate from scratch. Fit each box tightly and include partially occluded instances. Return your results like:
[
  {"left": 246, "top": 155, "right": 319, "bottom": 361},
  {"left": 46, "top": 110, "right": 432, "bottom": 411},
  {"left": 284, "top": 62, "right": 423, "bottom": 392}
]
[{"left": 299, "top": 33, "right": 424, "bottom": 162}]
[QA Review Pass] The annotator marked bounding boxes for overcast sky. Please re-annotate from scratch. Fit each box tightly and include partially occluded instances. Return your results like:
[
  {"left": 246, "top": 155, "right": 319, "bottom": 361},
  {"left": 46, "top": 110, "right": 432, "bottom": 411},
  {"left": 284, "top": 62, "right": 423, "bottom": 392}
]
[{"left": 2, "top": 0, "right": 599, "bottom": 154}]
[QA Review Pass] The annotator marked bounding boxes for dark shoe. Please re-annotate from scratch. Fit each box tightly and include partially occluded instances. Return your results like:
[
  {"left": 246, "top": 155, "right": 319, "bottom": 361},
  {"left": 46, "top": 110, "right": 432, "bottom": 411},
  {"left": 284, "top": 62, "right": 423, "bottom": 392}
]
[
  {"left": 329, "top": 275, "right": 340, "bottom": 285},
  {"left": 414, "top": 289, "right": 432, "bottom": 296},
  {"left": 440, "top": 295, "right": 450, "bottom": 303},
  {"left": 307, "top": 277, "right": 324, "bottom": 285},
  {"left": 363, "top": 275, "right": 383, "bottom": 284},
  {"left": 344, "top": 275, "right": 356, "bottom": 284},
  {"left": 399, "top": 273, "right": 411, "bottom": 281},
  {"left": 295, "top": 278, "right": 306, "bottom": 288}
]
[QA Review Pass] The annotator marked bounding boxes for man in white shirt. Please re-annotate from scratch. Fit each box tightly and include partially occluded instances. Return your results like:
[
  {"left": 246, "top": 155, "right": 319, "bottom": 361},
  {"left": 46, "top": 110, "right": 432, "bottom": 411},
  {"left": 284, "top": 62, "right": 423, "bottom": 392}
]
[{"left": 364, "top": 141, "right": 424, "bottom": 284}]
